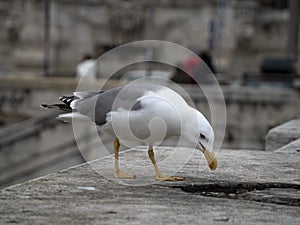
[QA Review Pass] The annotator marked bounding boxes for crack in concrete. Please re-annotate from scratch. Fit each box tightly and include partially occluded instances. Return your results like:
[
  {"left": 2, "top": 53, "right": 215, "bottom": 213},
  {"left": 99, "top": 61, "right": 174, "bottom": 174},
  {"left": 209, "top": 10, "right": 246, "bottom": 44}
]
[{"left": 172, "top": 182, "right": 300, "bottom": 207}]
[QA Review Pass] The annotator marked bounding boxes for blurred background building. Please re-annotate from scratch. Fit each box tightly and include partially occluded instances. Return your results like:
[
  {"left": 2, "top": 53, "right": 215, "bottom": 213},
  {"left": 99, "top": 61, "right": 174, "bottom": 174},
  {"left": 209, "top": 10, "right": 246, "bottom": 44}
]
[
  {"left": 0, "top": 0, "right": 297, "bottom": 77},
  {"left": 0, "top": 0, "right": 299, "bottom": 188}
]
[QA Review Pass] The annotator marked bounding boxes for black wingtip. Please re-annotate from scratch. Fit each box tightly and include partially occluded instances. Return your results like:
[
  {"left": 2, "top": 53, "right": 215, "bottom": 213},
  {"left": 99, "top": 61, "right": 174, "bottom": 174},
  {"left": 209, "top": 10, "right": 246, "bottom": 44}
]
[
  {"left": 40, "top": 104, "right": 49, "bottom": 109},
  {"left": 59, "top": 95, "right": 74, "bottom": 106}
]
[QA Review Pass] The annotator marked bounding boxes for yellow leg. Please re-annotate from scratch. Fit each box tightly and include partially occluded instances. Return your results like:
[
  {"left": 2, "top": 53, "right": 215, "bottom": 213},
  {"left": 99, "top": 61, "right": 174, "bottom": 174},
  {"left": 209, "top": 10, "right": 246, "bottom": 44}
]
[
  {"left": 114, "top": 138, "right": 135, "bottom": 179},
  {"left": 148, "top": 146, "right": 184, "bottom": 181}
]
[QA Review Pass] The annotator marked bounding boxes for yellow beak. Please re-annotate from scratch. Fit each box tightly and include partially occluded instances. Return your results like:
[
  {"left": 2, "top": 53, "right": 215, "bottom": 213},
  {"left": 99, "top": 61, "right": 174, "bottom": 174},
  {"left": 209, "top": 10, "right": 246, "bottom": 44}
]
[{"left": 202, "top": 146, "right": 218, "bottom": 170}]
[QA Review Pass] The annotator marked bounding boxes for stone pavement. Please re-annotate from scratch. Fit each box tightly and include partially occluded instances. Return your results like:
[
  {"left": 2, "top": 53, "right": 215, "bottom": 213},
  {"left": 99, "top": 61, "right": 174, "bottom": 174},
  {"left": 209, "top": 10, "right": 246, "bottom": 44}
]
[{"left": 0, "top": 147, "right": 299, "bottom": 225}]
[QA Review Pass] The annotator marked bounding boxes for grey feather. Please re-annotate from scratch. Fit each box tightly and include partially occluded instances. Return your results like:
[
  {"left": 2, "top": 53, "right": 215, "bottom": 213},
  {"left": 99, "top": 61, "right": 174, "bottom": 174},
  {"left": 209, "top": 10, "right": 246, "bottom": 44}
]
[{"left": 72, "top": 84, "right": 163, "bottom": 125}]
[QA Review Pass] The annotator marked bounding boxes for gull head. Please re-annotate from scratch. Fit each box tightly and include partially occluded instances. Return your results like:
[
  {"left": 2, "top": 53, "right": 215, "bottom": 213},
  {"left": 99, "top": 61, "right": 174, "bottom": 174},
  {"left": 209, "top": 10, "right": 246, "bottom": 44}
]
[{"left": 182, "top": 110, "right": 217, "bottom": 170}]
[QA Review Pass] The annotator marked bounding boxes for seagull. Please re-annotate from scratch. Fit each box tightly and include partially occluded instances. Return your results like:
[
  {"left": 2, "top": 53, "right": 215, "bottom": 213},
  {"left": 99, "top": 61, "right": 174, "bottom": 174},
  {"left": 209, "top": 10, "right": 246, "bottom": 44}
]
[{"left": 41, "top": 83, "right": 217, "bottom": 181}]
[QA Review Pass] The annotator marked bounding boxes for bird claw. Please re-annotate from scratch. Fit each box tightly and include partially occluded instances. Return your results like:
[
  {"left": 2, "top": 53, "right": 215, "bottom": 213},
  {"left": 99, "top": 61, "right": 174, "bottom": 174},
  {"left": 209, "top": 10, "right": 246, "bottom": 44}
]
[
  {"left": 156, "top": 175, "right": 184, "bottom": 181},
  {"left": 114, "top": 171, "right": 136, "bottom": 179}
]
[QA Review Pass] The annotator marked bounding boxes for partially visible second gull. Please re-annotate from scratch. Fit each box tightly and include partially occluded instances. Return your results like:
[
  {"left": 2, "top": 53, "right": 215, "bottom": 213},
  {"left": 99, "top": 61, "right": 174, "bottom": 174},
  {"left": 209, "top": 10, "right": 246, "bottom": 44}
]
[{"left": 41, "top": 84, "right": 217, "bottom": 181}]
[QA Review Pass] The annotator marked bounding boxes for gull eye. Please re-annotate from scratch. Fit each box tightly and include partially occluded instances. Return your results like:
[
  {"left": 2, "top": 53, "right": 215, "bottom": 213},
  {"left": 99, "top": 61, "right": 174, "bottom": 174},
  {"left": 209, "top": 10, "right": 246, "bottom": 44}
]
[{"left": 200, "top": 133, "right": 206, "bottom": 139}]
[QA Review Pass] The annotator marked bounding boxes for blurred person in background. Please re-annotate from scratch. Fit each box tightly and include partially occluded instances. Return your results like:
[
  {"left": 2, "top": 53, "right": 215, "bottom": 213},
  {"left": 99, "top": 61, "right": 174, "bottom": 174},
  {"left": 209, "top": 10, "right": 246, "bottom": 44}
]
[
  {"left": 171, "top": 50, "right": 216, "bottom": 84},
  {"left": 76, "top": 54, "right": 98, "bottom": 80}
]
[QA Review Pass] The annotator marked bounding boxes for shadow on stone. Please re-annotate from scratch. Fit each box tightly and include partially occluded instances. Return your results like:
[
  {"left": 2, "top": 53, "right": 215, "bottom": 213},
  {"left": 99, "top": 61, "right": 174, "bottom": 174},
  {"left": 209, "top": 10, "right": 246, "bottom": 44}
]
[{"left": 172, "top": 182, "right": 300, "bottom": 207}]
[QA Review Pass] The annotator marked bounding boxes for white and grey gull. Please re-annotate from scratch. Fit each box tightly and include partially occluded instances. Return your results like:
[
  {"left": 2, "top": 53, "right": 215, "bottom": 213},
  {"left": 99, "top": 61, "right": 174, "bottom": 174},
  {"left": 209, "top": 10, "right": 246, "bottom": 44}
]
[{"left": 41, "top": 83, "right": 217, "bottom": 181}]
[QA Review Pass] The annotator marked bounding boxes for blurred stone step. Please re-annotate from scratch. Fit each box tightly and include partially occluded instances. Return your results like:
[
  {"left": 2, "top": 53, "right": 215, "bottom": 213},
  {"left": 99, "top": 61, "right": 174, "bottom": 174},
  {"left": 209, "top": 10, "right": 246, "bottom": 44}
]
[
  {"left": 275, "top": 138, "right": 300, "bottom": 153},
  {"left": 265, "top": 119, "right": 300, "bottom": 151}
]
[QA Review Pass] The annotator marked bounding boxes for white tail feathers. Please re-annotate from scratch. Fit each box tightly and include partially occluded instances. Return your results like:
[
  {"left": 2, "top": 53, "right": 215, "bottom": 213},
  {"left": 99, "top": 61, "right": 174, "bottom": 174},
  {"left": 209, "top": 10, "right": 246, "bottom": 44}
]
[
  {"left": 70, "top": 99, "right": 78, "bottom": 109},
  {"left": 71, "top": 91, "right": 99, "bottom": 109},
  {"left": 56, "top": 112, "right": 93, "bottom": 124}
]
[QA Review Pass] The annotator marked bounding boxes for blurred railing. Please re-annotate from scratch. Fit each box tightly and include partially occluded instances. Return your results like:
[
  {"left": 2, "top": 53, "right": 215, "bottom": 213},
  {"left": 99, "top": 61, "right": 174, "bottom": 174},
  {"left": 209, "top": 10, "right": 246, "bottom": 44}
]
[{"left": 0, "top": 112, "right": 83, "bottom": 188}]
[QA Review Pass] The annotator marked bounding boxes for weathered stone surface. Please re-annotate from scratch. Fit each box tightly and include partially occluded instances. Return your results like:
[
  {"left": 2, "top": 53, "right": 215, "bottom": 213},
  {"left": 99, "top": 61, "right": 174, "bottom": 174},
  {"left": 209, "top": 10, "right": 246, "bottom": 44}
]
[
  {"left": 265, "top": 119, "right": 300, "bottom": 151},
  {"left": 0, "top": 148, "right": 299, "bottom": 225}
]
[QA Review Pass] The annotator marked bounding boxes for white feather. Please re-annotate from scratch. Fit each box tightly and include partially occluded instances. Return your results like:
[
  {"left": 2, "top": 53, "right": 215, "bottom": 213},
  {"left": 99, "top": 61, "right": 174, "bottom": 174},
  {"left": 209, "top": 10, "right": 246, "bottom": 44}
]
[
  {"left": 70, "top": 99, "right": 78, "bottom": 109},
  {"left": 56, "top": 112, "right": 93, "bottom": 124}
]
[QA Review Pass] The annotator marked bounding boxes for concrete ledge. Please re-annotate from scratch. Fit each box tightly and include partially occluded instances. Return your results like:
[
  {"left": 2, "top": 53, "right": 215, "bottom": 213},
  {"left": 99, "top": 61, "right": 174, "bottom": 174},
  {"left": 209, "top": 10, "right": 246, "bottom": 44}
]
[
  {"left": 0, "top": 148, "right": 299, "bottom": 224},
  {"left": 265, "top": 119, "right": 300, "bottom": 151}
]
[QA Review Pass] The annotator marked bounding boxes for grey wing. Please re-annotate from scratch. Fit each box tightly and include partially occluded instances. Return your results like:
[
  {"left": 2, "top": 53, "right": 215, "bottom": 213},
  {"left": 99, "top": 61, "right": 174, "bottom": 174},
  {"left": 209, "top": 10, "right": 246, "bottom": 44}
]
[{"left": 73, "top": 84, "right": 163, "bottom": 125}]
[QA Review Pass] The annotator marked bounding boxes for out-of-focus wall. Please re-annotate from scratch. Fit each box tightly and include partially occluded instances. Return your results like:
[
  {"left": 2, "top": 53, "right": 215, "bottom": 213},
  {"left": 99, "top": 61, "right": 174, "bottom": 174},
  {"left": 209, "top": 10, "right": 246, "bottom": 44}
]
[{"left": 0, "top": 0, "right": 293, "bottom": 77}]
